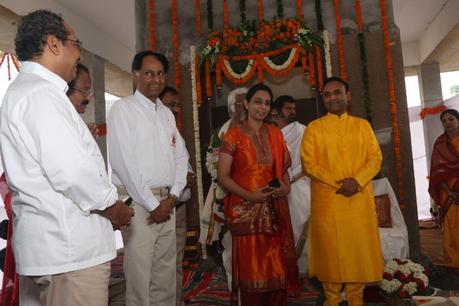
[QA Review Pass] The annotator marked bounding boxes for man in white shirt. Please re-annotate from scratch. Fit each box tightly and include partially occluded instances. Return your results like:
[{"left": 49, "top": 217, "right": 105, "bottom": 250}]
[
  {"left": 0, "top": 10, "right": 133, "bottom": 306},
  {"left": 107, "top": 51, "right": 189, "bottom": 306},
  {"left": 159, "top": 85, "right": 195, "bottom": 306},
  {"left": 272, "top": 95, "right": 317, "bottom": 292}
]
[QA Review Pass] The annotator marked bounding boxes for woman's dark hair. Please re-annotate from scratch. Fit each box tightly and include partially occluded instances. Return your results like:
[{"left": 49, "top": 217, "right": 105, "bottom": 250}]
[
  {"left": 440, "top": 109, "right": 459, "bottom": 121},
  {"left": 15, "top": 10, "right": 69, "bottom": 61},
  {"left": 131, "top": 51, "right": 169, "bottom": 73},
  {"left": 246, "top": 83, "right": 273, "bottom": 103}
]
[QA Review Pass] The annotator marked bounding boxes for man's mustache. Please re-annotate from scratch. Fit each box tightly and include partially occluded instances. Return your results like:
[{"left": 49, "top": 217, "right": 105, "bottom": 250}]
[{"left": 82, "top": 100, "right": 89, "bottom": 106}]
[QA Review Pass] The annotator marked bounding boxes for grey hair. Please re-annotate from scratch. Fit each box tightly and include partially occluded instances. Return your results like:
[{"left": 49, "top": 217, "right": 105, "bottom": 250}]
[{"left": 227, "top": 87, "right": 249, "bottom": 115}]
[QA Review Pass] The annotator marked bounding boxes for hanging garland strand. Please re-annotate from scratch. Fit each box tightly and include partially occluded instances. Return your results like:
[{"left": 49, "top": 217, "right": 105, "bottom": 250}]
[
  {"left": 239, "top": 0, "right": 247, "bottom": 23},
  {"left": 223, "top": 0, "right": 229, "bottom": 30},
  {"left": 297, "top": 0, "right": 304, "bottom": 20},
  {"left": 355, "top": 0, "right": 371, "bottom": 123},
  {"left": 380, "top": 0, "right": 406, "bottom": 208},
  {"left": 172, "top": 0, "right": 181, "bottom": 130},
  {"left": 315, "top": 0, "right": 324, "bottom": 31},
  {"left": 257, "top": 0, "right": 263, "bottom": 23},
  {"left": 276, "top": 0, "right": 284, "bottom": 19},
  {"left": 7, "top": 53, "right": 11, "bottom": 81},
  {"left": 148, "top": 0, "right": 155, "bottom": 50},
  {"left": 333, "top": 0, "right": 347, "bottom": 80},
  {"left": 196, "top": 0, "right": 202, "bottom": 36},
  {"left": 207, "top": 0, "right": 213, "bottom": 30}
]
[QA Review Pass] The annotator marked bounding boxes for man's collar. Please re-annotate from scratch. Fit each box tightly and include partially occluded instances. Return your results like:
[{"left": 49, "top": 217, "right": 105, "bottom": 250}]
[
  {"left": 134, "top": 90, "right": 163, "bottom": 110},
  {"left": 326, "top": 112, "right": 348, "bottom": 119},
  {"left": 21, "top": 61, "right": 68, "bottom": 93}
]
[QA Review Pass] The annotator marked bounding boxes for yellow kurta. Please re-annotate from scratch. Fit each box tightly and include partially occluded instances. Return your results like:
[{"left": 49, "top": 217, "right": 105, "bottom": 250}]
[{"left": 300, "top": 112, "right": 383, "bottom": 283}]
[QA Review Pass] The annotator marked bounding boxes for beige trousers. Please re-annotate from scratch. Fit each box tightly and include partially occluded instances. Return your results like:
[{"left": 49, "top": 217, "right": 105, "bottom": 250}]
[
  {"left": 29, "top": 262, "right": 110, "bottom": 306},
  {"left": 175, "top": 203, "right": 187, "bottom": 306},
  {"left": 122, "top": 192, "right": 177, "bottom": 306}
]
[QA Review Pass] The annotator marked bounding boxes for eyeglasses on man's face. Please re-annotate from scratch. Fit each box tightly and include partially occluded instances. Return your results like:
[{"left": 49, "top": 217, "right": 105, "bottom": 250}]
[
  {"left": 137, "top": 70, "right": 166, "bottom": 80},
  {"left": 72, "top": 87, "right": 93, "bottom": 97},
  {"left": 64, "top": 38, "right": 83, "bottom": 50}
]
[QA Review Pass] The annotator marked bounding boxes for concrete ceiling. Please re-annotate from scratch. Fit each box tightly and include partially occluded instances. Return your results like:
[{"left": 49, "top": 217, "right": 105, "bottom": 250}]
[{"left": 1, "top": 0, "right": 459, "bottom": 84}]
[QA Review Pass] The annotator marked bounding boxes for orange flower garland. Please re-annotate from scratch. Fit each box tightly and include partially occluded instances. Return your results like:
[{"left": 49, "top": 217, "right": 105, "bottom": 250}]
[
  {"left": 333, "top": 0, "right": 347, "bottom": 80},
  {"left": 196, "top": 54, "right": 202, "bottom": 104},
  {"left": 196, "top": 0, "right": 202, "bottom": 36},
  {"left": 297, "top": 0, "right": 304, "bottom": 20},
  {"left": 315, "top": 47, "right": 324, "bottom": 90},
  {"left": 380, "top": 0, "right": 405, "bottom": 208},
  {"left": 223, "top": 0, "right": 229, "bottom": 30},
  {"left": 419, "top": 105, "right": 446, "bottom": 119},
  {"left": 257, "top": 0, "right": 263, "bottom": 23},
  {"left": 149, "top": 0, "right": 155, "bottom": 50},
  {"left": 172, "top": 0, "right": 180, "bottom": 91},
  {"left": 355, "top": 0, "right": 363, "bottom": 33},
  {"left": 216, "top": 57, "right": 222, "bottom": 88}
]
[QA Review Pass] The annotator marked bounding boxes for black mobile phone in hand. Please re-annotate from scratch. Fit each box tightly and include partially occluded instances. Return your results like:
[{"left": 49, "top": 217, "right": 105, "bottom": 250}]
[
  {"left": 124, "top": 197, "right": 134, "bottom": 207},
  {"left": 267, "top": 177, "right": 280, "bottom": 188}
]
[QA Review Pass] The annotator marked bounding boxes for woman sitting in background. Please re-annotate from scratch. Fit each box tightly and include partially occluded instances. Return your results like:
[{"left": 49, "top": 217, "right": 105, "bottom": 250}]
[
  {"left": 429, "top": 108, "right": 459, "bottom": 268},
  {"left": 218, "top": 83, "right": 298, "bottom": 306}
]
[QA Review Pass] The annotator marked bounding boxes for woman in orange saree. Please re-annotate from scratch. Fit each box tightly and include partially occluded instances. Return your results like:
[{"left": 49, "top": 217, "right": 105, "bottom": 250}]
[
  {"left": 218, "top": 83, "right": 299, "bottom": 306},
  {"left": 429, "top": 109, "right": 459, "bottom": 268}
]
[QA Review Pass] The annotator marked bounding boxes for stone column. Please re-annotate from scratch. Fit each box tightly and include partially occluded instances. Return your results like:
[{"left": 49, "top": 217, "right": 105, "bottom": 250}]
[{"left": 417, "top": 62, "right": 444, "bottom": 168}]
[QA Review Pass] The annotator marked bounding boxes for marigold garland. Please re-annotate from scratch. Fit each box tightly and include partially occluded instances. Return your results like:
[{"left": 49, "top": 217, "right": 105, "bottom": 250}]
[
  {"left": 297, "top": 0, "right": 304, "bottom": 20},
  {"left": 148, "top": 0, "right": 155, "bottom": 50},
  {"left": 196, "top": 0, "right": 202, "bottom": 36},
  {"left": 257, "top": 0, "right": 263, "bottom": 23},
  {"left": 355, "top": 0, "right": 363, "bottom": 33},
  {"left": 216, "top": 57, "right": 222, "bottom": 88},
  {"left": 196, "top": 54, "right": 203, "bottom": 104},
  {"left": 223, "top": 0, "right": 229, "bottom": 30},
  {"left": 315, "top": 47, "right": 323, "bottom": 90},
  {"left": 219, "top": 58, "right": 258, "bottom": 84},
  {"left": 420, "top": 105, "right": 446, "bottom": 119},
  {"left": 333, "top": 0, "right": 346, "bottom": 80},
  {"left": 172, "top": 0, "right": 180, "bottom": 92},
  {"left": 380, "top": 0, "right": 405, "bottom": 208}
]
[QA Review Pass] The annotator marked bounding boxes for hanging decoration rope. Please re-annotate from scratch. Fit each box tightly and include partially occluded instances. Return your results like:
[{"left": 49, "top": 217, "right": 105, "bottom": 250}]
[
  {"left": 380, "top": 0, "right": 406, "bottom": 208},
  {"left": 257, "top": 0, "right": 263, "bottom": 23},
  {"left": 333, "top": 0, "right": 347, "bottom": 80},
  {"left": 223, "top": 0, "right": 229, "bottom": 30},
  {"left": 0, "top": 52, "right": 21, "bottom": 80},
  {"left": 148, "top": 0, "right": 155, "bottom": 50},
  {"left": 196, "top": 0, "right": 202, "bottom": 36},
  {"left": 297, "top": 0, "right": 304, "bottom": 20}
]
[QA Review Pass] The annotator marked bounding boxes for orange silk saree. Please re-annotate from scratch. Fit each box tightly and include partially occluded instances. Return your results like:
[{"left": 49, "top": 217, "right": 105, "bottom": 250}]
[{"left": 220, "top": 123, "right": 299, "bottom": 305}]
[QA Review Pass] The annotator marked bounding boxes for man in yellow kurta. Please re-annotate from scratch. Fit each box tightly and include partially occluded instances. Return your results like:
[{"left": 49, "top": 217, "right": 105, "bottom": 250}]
[{"left": 300, "top": 77, "right": 383, "bottom": 306}]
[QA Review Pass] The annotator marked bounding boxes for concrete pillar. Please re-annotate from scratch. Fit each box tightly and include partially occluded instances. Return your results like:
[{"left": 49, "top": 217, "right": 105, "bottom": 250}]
[{"left": 417, "top": 62, "right": 444, "bottom": 167}]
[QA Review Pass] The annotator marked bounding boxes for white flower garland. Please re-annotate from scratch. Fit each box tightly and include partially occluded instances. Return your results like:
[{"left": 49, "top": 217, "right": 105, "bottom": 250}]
[
  {"left": 223, "top": 58, "right": 255, "bottom": 80},
  {"left": 190, "top": 45, "right": 205, "bottom": 212},
  {"left": 323, "top": 30, "right": 332, "bottom": 78},
  {"left": 263, "top": 47, "right": 297, "bottom": 71}
]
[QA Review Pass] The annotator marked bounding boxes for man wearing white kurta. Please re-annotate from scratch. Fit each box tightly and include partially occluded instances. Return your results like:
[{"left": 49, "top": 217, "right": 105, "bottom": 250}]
[
  {"left": 107, "top": 51, "right": 188, "bottom": 306},
  {"left": 272, "top": 95, "right": 311, "bottom": 276},
  {"left": 0, "top": 10, "right": 133, "bottom": 306}
]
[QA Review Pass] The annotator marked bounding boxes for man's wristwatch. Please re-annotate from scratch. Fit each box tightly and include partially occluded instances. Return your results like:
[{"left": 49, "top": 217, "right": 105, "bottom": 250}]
[{"left": 167, "top": 194, "right": 179, "bottom": 206}]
